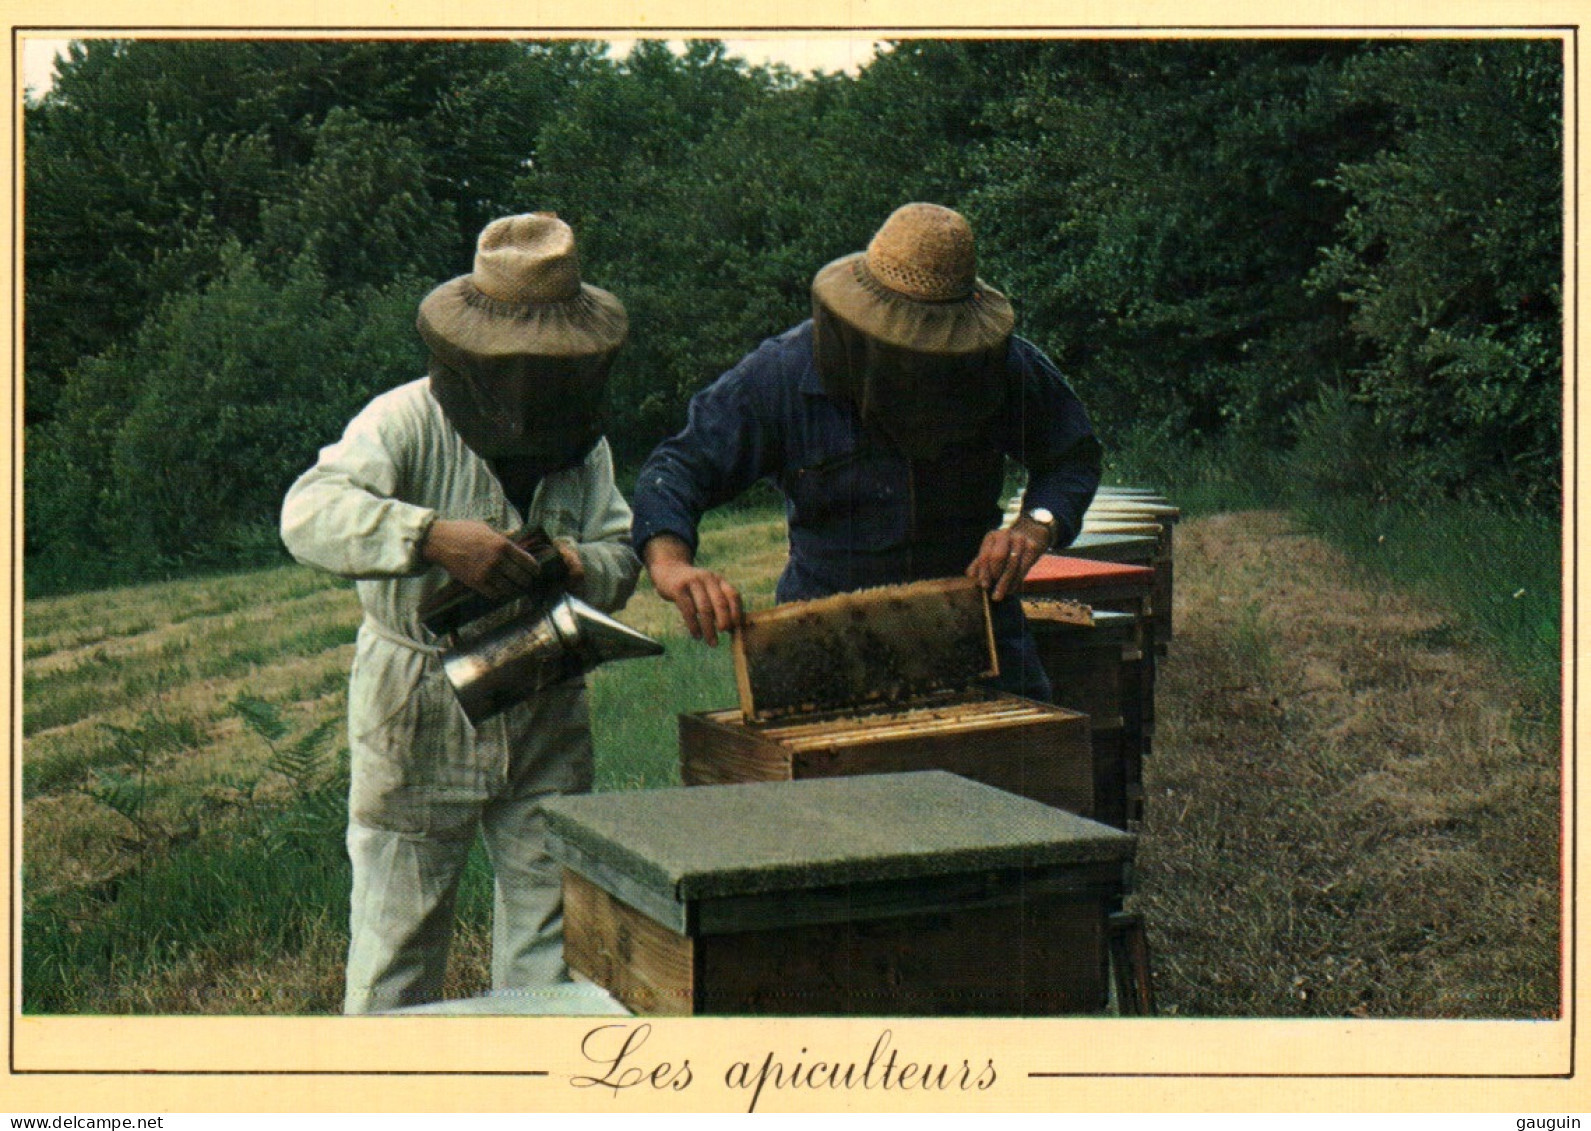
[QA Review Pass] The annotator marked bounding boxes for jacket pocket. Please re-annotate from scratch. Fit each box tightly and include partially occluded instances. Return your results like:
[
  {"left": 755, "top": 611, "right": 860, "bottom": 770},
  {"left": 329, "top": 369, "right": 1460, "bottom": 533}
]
[
  {"left": 356, "top": 664, "right": 482, "bottom": 786},
  {"left": 784, "top": 448, "right": 910, "bottom": 541},
  {"left": 348, "top": 642, "right": 494, "bottom": 833}
]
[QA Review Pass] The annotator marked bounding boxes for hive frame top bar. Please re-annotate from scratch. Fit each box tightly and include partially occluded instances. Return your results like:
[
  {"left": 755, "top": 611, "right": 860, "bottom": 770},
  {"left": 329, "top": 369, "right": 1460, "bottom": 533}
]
[{"left": 731, "top": 576, "right": 997, "bottom": 722}]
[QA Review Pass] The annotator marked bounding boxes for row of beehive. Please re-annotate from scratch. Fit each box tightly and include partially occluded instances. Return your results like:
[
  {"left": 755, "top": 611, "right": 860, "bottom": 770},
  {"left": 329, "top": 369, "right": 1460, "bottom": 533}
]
[
  {"left": 1025, "top": 485, "right": 1179, "bottom": 829},
  {"left": 543, "top": 486, "right": 1176, "bottom": 1017}
]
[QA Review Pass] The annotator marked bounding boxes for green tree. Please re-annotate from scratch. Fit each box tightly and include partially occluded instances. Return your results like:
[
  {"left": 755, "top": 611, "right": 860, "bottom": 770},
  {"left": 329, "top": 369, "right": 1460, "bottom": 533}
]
[
  {"left": 24, "top": 40, "right": 279, "bottom": 421},
  {"left": 24, "top": 39, "right": 598, "bottom": 586},
  {"left": 516, "top": 39, "right": 984, "bottom": 459},
  {"left": 1310, "top": 39, "right": 1563, "bottom": 508},
  {"left": 962, "top": 40, "right": 1388, "bottom": 447},
  {"left": 24, "top": 38, "right": 582, "bottom": 425},
  {"left": 29, "top": 247, "right": 424, "bottom": 584},
  {"left": 25, "top": 36, "right": 1564, "bottom": 592},
  {"left": 256, "top": 106, "right": 458, "bottom": 291},
  {"left": 513, "top": 41, "right": 786, "bottom": 457}
]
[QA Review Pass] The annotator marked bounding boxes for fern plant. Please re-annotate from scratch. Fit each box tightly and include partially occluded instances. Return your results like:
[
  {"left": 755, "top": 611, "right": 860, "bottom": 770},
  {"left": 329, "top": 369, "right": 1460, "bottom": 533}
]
[
  {"left": 229, "top": 693, "right": 348, "bottom": 858},
  {"left": 79, "top": 713, "right": 204, "bottom": 853}
]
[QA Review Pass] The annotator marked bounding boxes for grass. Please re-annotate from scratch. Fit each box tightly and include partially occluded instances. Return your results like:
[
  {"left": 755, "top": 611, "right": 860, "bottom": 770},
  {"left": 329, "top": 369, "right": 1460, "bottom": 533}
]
[
  {"left": 587, "top": 500, "right": 783, "bottom": 790},
  {"left": 1230, "top": 599, "right": 1277, "bottom": 678},
  {"left": 24, "top": 691, "right": 352, "bottom": 1013},
  {"left": 1131, "top": 511, "right": 1558, "bottom": 1017},
  {"left": 1103, "top": 433, "right": 1288, "bottom": 518},
  {"left": 18, "top": 472, "right": 1560, "bottom": 1016},
  {"left": 24, "top": 708, "right": 206, "bottom": 798},
  {"left": 589, "top": 638, "right": 736, "bottom": 791},
  {"left": 1106, "top": 433, "right": 1559, "bottom": 713},
  {"left": 1291, "top": 493, "right": 1561, "bottom": 709},
  {"left": 24, "top": 825, "right": 353, "bottom": 1014},
  {"left": 20, "top": 504, "right": 787, "bottom": 1013}
]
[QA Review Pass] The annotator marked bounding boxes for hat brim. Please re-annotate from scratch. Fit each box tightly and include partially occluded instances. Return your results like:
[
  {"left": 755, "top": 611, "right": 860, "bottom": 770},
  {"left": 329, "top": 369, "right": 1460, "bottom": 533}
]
[
  {"left": 811, "top": 253, "right": 1014, "bottom": 355},
  {"left": 417, "top": 276, "right": 628, "bottom": 364}
]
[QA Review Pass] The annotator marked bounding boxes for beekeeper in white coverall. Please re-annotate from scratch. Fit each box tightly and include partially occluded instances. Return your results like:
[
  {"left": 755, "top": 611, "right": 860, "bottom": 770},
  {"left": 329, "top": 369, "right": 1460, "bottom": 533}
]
[{"left": 281, "top": 213, "right": 641, "bottom": 1014}]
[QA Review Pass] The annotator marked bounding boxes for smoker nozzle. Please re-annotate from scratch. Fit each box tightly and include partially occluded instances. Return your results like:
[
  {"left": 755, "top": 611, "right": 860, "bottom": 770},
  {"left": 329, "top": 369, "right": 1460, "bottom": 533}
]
[
  {"left": 440, "top": 594, "right": 664, "bottom": 726},
  {"left": 569, "top": 598, "right": 668, "bottom": 666}
]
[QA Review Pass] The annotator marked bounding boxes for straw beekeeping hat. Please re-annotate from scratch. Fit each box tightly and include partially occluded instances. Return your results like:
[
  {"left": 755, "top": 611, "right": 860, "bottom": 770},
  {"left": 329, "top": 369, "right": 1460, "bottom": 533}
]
[
  {"left": 810, "top": 203, "right": 1014, "bottom": 354},
  {"left": 417, "top": 212, "right": 627, "bottom": 366}
]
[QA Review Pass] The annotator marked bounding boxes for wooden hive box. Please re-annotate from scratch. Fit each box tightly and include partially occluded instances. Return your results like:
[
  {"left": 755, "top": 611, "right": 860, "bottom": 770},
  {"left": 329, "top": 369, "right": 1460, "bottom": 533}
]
[
  {"left": 1023, "top": 555, "right": 1158, "bottom": 707},
  {"left": 1024, "top": 557, "right": 1160, "bottom": 827},
  {"left": 1025, "top": 554, "right": 1157, "bottom": 645},
  {"left": 1080, "top": 490, "right": 1179, "bottom": 647},
  {"left": 1004, "top": 484, "right": 1175, "bottom": 645},
  {"left": 543, "top": 771, "right": 1136, "bottom": 1016},
  {"left": 1060, "top": 531, "right": 1172, "bottom": 648},
  {"left": 681, "top": 689, "right": 1094, "bottom": 816},
  {"left": 1022, "top": 606, "right": 1140, "bottom": 830},
  {"left": 680, "top": 577, "right": 1094, "bottom": 817}
]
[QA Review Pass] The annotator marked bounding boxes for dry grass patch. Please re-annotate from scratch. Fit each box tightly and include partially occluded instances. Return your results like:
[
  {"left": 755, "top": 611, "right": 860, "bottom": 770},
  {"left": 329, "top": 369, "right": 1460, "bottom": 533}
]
[
  {"left": 23, "top": 793, "right": 139, "bottom": 896},
  {"left": 20, "top": 529, "right": 780, "bottom": 1015},
  {"left": 1133, "top": 511, "right": 1559, "bottom": 1018},
  {"left": 22, "top": 505, "right": 1558, "bottom": 1018}
]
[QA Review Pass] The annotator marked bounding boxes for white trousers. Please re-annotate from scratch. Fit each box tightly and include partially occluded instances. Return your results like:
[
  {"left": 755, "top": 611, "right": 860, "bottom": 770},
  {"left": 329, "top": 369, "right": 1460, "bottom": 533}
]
[
  {"left": 343, "top": 793, "right": 575, "bottom": 1014},
  {"left": 341, "top": 683, "right": 594, "bottom": 1015}
]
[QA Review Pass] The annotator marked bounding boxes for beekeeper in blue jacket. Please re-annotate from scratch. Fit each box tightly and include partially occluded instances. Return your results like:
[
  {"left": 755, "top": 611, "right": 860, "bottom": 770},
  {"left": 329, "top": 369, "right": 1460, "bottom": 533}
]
[
  {"left": 630, "top": 203, "right": 1101, "bottom": 701},
  {"left": 281, "top": 213, "right": 641, "bottom": 1013}
]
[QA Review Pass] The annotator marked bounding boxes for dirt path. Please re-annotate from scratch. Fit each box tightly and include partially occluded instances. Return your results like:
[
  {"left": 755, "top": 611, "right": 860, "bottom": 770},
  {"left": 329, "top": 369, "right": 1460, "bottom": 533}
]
[{"left": 1133, "top": 511, "right": 1561, "bottom": 1018}]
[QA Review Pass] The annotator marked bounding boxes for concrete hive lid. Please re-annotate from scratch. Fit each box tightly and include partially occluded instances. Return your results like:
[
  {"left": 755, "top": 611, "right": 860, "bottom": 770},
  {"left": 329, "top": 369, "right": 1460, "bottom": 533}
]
[
  {"left": 542, "top": 771, "right": 1135, "bottom": 904},
  {"left": 1062, "top": 531, "right": 1160, "bottom": 562}
]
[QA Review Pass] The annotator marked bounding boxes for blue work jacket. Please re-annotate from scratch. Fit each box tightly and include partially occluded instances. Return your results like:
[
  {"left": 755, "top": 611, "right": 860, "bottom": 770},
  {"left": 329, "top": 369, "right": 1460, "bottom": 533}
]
[{"left": 631, "top": 321, "right": 1102, "bottom": 699}]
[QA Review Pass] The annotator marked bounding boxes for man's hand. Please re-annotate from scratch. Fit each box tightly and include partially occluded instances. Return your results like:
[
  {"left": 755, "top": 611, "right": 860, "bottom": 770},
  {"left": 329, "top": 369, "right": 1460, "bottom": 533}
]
[
  {"left": 967, "top": 517, "right": 1051, "bottom": 602},
  {"left": 422, "top": 519, "right": 545, "bottom": 600},
  {"left": 553, "top": 538, "right": 587, "bottom": 596},
  {"left": 644, "top": 534, "right": 742, "bottom": 646}
]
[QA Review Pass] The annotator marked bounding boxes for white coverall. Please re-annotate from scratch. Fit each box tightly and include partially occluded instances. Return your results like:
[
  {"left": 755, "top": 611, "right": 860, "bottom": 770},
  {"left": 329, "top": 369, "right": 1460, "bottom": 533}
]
[{"left": 280, "top": 378, "right": 641, "bottom": 1014}]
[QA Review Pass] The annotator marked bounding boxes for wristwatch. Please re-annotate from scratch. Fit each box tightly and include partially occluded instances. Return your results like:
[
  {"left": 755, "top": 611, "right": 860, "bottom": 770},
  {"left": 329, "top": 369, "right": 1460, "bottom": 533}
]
[{"left": 1021, "top": 507, "right": 1058, "bottom": 550}]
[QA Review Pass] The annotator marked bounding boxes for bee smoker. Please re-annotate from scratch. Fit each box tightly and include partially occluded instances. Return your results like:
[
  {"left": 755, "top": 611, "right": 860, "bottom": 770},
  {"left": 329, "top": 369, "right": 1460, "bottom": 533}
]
[{"left": 419, "top": 528, "right": 664, "bottom": 726}]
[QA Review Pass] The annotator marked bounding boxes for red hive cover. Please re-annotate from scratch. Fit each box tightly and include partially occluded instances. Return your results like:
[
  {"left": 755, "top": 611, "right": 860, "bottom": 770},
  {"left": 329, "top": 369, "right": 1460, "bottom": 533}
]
[{"left": 1023, "top": 554, "right": 1156, "bottom": 596}]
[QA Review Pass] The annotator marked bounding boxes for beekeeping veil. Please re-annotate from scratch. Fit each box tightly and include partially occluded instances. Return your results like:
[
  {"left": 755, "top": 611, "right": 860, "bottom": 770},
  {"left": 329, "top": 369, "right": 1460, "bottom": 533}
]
[
  {"left": 810, "top": 203, "right": 1015, "bottom": 461},
  {"left": 417, "top": 212, "right": 627, "bottom": 472}
]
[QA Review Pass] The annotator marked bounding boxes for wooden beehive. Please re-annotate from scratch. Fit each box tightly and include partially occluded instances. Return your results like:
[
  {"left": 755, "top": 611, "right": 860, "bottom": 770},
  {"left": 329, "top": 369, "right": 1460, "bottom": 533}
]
[
  {"left": 1025, "top": 554, "right": 1157, "bottom": 642},
  {"left": 544, "top": 771, "right": 1136, "bottom": 1016},
  {"left": 1023, "top": 606, "right": 1140, "bottom": 830},
  {"left": 1005, "top": 484, "right": 1175, "bottom": 644},
  {"left": 1024, "top": 556, "right": 1160, "bottom": 828},
  {"left": 681, "top": 577, "right": 1094, "bottom": 816},
  {"left": 1080, "top": 489, "right": 1179, "bottom": 647},
  {"left": 681, "top": 688, "right": 1094, "bottom": 816},
  {"left": 1065, "top": 529, "right": 1159, "bottom": 566}
]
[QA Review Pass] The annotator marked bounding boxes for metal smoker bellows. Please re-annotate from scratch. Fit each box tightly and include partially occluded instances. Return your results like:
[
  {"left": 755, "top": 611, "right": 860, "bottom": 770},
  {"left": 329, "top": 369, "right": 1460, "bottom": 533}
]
[
  {"left": 441, "top": 593, "right": 663, "bottom": 726},
  {"left": 418, "top": 527, "right": 663, "bottom": 727}
]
